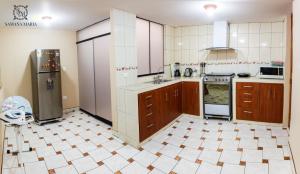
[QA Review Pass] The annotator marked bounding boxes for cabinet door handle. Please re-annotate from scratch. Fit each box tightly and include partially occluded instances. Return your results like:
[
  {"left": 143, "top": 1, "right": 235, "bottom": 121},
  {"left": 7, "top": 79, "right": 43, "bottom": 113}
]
[
  {"left": 146, "top": 104, "right": 153, "bottom": 108},
  {"left": 146, "top": 112, "right": 153, "bottom": 117},
  {"left": 145, "top": 95, "right": 152, "bottom": 99},
  {"left": 147, "top": 124, "right": 154, "bottom": 128},
  {"left": 243, "top": 93, "right": 252, "bottom": 95},
  {"left": 243, "top": 86, "right": 253, "bottom": 88},
  {"left": 243, "top": 101, "right": 252, "bottom": 103},
  {"left": 243, "top": 110, "right": 253, "bottom": 114},
  {"left": 165, "top": 93, "right": 168, "bottom": 101}
]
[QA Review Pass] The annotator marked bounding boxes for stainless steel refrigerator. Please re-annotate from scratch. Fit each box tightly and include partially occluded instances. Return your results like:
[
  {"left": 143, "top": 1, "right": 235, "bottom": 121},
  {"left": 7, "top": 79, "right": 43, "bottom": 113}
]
[{"left": 31, "top": 49, "right": 63, "bottom": 123}]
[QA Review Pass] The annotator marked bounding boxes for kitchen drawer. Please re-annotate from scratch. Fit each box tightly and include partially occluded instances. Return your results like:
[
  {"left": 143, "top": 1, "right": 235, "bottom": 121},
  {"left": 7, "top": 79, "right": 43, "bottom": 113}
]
[
  {"left": 237, "top": 107, "right": 256, "bottom": 120},
  {"left": 237, "top": 82, "right": 259, "bottom": 91},
  {"left": 140, "top": 92, "right": 154, "bottom": 106},
  {"left": 239, "top": 100, "right": 257, "bottom": 108},
  {"left": 237, "top": 93, "right": 258, "bottom": 107}
]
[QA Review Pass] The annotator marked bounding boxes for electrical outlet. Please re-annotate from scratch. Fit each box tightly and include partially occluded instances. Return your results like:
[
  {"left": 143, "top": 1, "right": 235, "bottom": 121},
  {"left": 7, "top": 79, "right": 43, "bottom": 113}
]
[
  {"left": 62, "top": 66, "right": 67, "bottom": 71},
  {"left": 63, "top": 96, "right": 68, "bottom": 100}
]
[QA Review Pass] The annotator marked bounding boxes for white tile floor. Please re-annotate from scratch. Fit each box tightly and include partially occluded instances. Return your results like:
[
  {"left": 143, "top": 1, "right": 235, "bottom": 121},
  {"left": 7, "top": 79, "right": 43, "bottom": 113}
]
[{"left": 2, "top": 111, "right": 295, "bottom": 174}]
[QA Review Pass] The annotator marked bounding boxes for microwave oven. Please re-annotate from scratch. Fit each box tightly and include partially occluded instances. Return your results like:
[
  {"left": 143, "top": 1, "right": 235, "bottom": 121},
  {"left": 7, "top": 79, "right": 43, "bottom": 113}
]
[{"left": 259, "top": 67, "right": 284, "bottom": 79}]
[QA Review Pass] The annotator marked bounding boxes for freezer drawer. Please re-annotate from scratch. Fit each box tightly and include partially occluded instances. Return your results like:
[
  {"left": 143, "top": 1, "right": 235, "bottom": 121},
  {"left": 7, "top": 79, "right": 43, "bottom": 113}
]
[{"left": 36, "top": 72, "right": 63, "bottom": 121}]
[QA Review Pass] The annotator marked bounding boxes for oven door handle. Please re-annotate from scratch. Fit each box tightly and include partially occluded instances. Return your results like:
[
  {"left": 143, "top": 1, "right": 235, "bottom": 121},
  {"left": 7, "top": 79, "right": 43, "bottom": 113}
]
[{"left": 203, "top": 81, "right": 230, "bottom": 85}]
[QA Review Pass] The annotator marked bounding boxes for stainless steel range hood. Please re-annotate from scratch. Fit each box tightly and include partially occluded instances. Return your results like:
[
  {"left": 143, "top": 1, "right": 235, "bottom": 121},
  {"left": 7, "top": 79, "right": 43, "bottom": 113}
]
[{"left": 205, "top": 21, "right": 235, "bottom": 51}]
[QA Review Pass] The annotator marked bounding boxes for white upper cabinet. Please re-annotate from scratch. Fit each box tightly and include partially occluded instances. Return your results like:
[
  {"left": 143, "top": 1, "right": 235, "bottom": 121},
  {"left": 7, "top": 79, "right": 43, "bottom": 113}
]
[
  {"left": 150, "top": 22, "right": 164, "bottom": 74},
  {"left": 136, "top": 18, "right": 150, "bottom": 76},
  {"left": 77, "top": 19, "right": 110, "bottom": 42},
  {"left": 136, "top": 18, "right": 164, "bottom": 76}
]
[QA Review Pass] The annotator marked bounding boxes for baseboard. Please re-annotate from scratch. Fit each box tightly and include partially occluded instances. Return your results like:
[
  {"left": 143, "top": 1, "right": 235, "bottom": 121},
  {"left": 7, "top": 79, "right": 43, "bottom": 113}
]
[{"left": 79, "top": 108, "right": 112, "bottom": 126}]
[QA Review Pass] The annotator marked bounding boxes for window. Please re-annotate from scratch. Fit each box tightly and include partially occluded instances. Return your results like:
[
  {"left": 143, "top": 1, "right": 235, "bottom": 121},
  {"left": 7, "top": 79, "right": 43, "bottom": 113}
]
[{"left": 136, "top": 18, "right": 164, "bottom": 77}]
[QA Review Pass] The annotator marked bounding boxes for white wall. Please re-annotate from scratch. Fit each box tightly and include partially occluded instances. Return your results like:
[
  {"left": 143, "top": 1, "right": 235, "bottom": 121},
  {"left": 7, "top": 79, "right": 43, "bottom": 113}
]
[
  {"left": 289, "top": 0, "right": 300, "bottom": 173},
  {"left": 0, "top": 28, "right": 79, "bottom": 109}
]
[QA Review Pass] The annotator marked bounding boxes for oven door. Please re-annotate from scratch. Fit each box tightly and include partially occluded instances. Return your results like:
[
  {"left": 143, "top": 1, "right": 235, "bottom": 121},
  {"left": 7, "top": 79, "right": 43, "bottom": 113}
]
[{"left": 203, "top": 82, "right": 231, "bottom": 116}]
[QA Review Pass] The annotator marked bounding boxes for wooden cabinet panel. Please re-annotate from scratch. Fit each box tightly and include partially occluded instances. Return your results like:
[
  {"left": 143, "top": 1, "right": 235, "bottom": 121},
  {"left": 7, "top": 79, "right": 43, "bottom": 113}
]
[
  {"left": 176, "top": 83, "right": 182, "bottom": 116},
  {"left": 159, "top": 86, "right": 172, "bottom": 127},
  {"left": 182, "top": 82, "right": 200, "bottom": 115},
  {"left": 259, "top": 83, "right": 283, "bottom": 123},
  {"left": 236, "top": 82, "right": 283, "bottom": 123},
  {"left": 138, "top": 90, "right": 158, "bottom": 141}
]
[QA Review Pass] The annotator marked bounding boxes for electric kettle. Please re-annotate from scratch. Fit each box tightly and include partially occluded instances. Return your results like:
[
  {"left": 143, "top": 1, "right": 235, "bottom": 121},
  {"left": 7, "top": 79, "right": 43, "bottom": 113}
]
[{"left": 184, "top": 68, "right": 193, "bottom": 77}]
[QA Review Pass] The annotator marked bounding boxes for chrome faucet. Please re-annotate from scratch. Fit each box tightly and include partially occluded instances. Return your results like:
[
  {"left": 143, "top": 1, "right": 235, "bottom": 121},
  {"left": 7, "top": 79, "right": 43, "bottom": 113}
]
[
  {"left": 153, "top": 74, "right": 163, "bottom": 84},
  {"left": 153, "top": 64, "right": 172, "bottom": 84}
]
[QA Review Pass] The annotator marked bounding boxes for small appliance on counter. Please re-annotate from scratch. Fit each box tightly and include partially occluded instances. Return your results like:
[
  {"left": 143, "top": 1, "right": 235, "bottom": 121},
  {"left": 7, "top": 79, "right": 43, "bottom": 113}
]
[
  {"left": 237, "top": 73, "right": 250, "bottom": 78},
  {"left": 192, "top": 69, "right": 198, "bottom": 77},
  {"left": 174, "top": 62, "right": 181, "bottom": 77},
  {"left": 258, "top": 66, "right": 284, "bottom": 79},
  {"left": 184, "top": 68, "right": 193, "bottom": 77},
  {"left": 200, "top": 62, "right": 207, "bottom": 77}
]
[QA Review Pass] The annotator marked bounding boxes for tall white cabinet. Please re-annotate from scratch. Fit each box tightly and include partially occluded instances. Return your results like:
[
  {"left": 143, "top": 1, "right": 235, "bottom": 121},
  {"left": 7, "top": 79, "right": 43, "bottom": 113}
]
[
  {"left": 77, "top": 20, "right": 112, "bottom": 122},
  {"left": 94, "top": 36, "right": 112, "bottom": 121},
  {"left": 77, "top": 40, "right": 96, "bottom": 115}
]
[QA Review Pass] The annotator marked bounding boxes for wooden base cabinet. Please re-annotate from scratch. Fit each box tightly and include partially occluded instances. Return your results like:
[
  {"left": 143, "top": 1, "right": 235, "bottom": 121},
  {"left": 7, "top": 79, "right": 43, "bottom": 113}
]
[
  {"left": 259, "top": 83, "right": 284, "bottom": 123},
  {"left": 236, "top": 82, "right": 283, "bottom": 123},
  {"left": 138, "top": 82, "right": 200, "bottom": 142},
  {"left": 182, "top": 82, "right": 200, "bottom": 116},
  {"left": 138, "top": 90, "right": 159, "bottom": 141},
  {"left": 138, "top": 82, "right": 183, "bottom": 142}
]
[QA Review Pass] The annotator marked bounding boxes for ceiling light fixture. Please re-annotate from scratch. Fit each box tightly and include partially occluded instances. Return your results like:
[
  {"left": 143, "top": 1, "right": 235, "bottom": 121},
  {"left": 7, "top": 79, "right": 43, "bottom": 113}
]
[
  {"left": 41, "top": 16, "right": 52, "bottom": 20},
  {"left": 41, "top": 16, "right": 53, "bottom": 26},
  {"left": 204, "top": 4, "right": 217, "bottom": 16}
]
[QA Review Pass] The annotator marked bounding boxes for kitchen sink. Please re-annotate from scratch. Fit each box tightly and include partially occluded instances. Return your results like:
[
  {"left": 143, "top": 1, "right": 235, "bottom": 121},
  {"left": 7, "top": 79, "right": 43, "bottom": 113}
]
[{"left": 147, "top": 79, "right": 173, "bottom": 84}]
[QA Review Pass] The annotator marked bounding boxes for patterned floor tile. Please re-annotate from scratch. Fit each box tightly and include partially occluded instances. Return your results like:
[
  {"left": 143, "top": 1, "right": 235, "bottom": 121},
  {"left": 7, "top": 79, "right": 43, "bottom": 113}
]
[{"left": 2, "top": 111, "right": 295, "bottom": 174}]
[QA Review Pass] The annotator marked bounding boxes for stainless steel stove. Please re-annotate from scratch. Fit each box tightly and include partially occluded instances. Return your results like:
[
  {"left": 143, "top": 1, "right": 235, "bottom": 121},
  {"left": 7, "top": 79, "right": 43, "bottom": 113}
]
[{"left": 203, "top": 73, "right": 235, "bottom": 120}]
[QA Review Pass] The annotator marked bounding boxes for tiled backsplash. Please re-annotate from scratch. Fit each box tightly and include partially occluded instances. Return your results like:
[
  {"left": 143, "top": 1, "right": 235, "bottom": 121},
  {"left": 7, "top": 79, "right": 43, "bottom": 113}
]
[
  {"left": 111, "top": 12, "right": 287, "bottom": 81},
  {"left": 164, "top": 21, "right": 287, "bottom": 76}
]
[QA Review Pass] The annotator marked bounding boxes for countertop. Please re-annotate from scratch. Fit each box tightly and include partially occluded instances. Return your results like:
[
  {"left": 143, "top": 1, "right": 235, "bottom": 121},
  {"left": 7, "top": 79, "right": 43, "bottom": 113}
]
[
  {"left": 120, "top": 77, "right": 202, "bottom": 93},
  {"left": 121, "top": 76, "right": 285, "bottom": 93},
  {"left": 233, "top": 76, "right": 285, "bottom": 84}
]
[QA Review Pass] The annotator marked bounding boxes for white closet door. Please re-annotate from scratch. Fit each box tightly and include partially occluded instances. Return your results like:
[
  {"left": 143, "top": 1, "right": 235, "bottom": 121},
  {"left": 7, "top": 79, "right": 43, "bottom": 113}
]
[
  {"left": 77, "top": 40, "right": 96, "bottom": 114},
  {"left": 137, "top": 18, "right": 150, "bottom": 76},
  {"left": 150, "top": 22, "right": 164, "bottom": 74},
  {"left": 94, "top": 35, "right": 112, "bottom": 121}
]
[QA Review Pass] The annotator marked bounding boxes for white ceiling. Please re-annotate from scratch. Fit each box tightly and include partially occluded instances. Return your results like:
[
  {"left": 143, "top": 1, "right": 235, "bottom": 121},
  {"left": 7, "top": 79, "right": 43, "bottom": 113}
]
[{"left": 0, "top": 0, "right": 293, "bottom": 30}]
